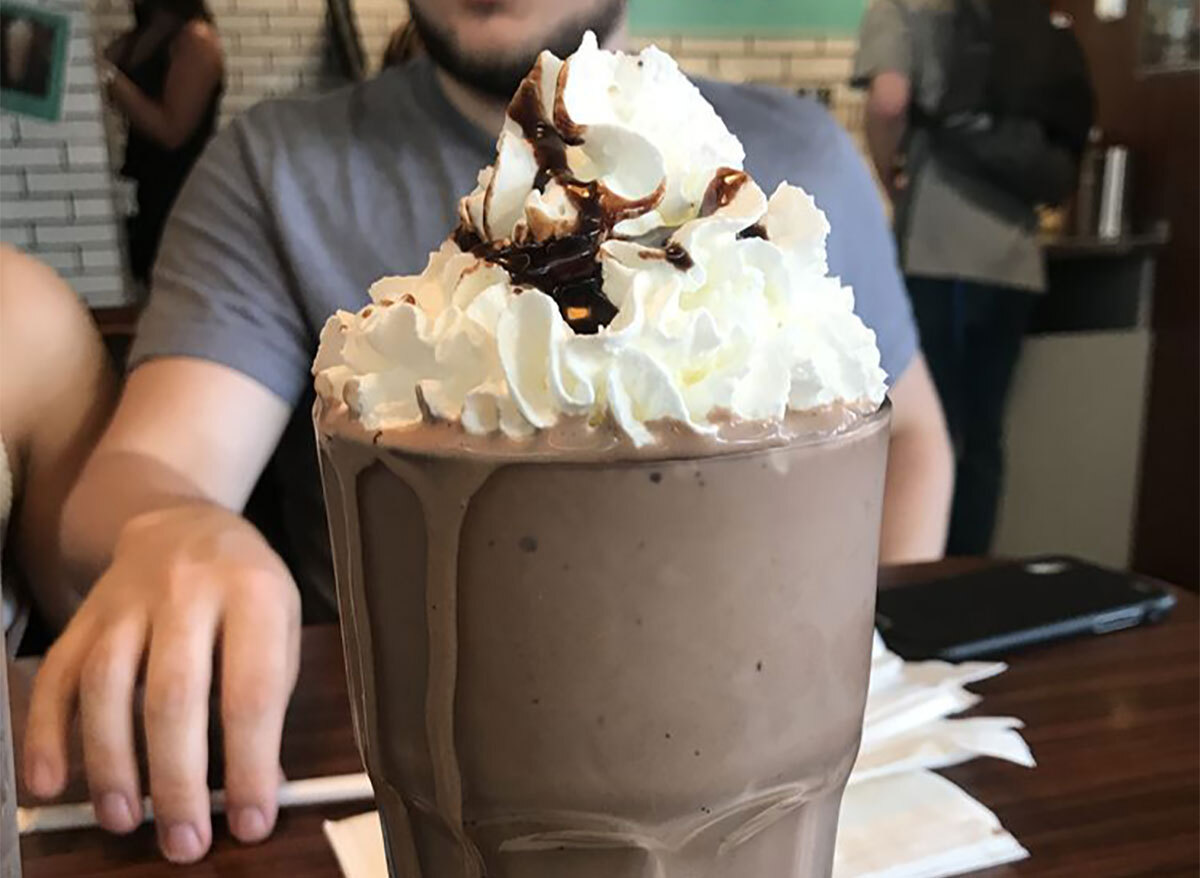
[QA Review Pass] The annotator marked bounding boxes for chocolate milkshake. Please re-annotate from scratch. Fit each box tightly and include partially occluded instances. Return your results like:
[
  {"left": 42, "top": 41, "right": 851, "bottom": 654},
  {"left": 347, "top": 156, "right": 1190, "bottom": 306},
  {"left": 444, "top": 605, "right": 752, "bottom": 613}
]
[{"left": 314, "top": 32, "right": 892, "bottom": 878}]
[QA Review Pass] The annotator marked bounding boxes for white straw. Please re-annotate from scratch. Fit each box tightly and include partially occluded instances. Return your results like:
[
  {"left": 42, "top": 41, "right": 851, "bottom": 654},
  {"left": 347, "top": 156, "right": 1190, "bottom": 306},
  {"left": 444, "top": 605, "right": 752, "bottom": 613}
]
[{"left": 17, "top": 772, "right": 374, "bottom": 835}]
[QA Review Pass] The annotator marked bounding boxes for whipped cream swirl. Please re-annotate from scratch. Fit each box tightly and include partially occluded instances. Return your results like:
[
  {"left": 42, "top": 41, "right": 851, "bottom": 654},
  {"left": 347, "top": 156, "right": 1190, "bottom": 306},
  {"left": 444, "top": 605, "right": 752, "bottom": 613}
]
[{"left": 314, "top": 33, "right": 888, "bottom": 446}]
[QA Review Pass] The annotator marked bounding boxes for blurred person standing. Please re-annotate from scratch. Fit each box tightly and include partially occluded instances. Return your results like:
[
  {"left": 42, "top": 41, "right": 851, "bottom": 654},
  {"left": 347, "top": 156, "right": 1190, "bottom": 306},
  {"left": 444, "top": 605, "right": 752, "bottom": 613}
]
[
  {"left": 101, "top": 0, "right": 224, "bottom": 285},
  {"left": 854, "top": 0, "right": 1092, "bottom": 555}
]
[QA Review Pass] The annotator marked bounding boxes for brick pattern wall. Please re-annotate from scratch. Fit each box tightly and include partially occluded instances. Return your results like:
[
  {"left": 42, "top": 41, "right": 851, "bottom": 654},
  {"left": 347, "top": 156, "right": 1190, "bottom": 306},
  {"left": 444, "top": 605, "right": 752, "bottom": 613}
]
[
  {"left": 1, "top": 8, "right": 865, "bottom": 308},
  {"left": 0, "top": 0, "right": 408, "bottom": 308},
  {"left": 0, "top": 0, "right": 127, "bottom": 306},
  {"left": 90, "top": 0, "right": 409, "bottom": 130},
  {"left": 628, "top": 34, "right": 866, "bottom": 148}
]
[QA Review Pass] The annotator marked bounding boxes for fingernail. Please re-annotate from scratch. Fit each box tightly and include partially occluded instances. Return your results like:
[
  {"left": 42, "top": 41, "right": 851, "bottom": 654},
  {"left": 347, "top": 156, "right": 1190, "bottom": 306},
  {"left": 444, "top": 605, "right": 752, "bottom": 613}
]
[
  {"left": 230, "top": 806, "right": 269, "bottom": 842},
  {"left": 97, "top": 792, "right": 136, "bottom": 833},
  {"left": 26, "top": 757, "right": 54, "bottom": 797},
  {"left": 161, "top": 823, "right": 204, "bottom": 863}
]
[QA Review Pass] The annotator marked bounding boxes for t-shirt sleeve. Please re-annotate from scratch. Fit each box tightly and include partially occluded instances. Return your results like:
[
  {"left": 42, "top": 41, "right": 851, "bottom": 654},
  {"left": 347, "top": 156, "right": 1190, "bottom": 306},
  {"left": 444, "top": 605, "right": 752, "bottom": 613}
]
[
  {"left": 127, "top": 112, "right": 313, "bottom": 408},
  {"left": 852, "top": 0, "right": 913, "bottom": 88},
  {"left": 818, "top": 115, "right": 919, "bottom": 387}
]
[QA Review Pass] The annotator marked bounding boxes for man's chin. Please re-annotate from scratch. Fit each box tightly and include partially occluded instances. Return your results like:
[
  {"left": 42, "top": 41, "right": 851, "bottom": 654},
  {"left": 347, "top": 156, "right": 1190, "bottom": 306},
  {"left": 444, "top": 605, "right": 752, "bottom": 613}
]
[
  {"left": 410, "top": 0, "right": 626, "bottom": 100},
  {"left": 450, "top": 20, "right": 545, "bottom": 63}
]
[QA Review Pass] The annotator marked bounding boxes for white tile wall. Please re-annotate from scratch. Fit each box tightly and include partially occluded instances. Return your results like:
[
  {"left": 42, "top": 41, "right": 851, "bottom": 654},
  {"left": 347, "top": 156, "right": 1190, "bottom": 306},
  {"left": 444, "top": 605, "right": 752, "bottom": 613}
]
[
  {"left": 673, "top": 54, "right": 718, "bottom": 77},
  {"left": 0, "top": 175, "right": 26, "bottom": 197},
  {"left": 0, "top": 0, "right": 127, "bottom": 306},
  {"left": 0, "top": 200, "right": 72, "bottom": 223},
  {"left": 749, "top": 38, "right": 824, "bottom": 55},
  {"left": 0, "top": 0, "right": 408, "bottom": 306},
  {"left": 27, "top": 170, "right": 115, "bottom": 193},
  {"left": 0, "top": 227, "right": 33, "bottom": 246},
  {"left": 3, "top": 145, "right": 67, "bottom": 167},
  {"left": 72, "top": 196, "right": 117, "bottom": 220},
  {"left": 36, "top": 223, "right": 119, "bottom": 245},
  {"left": 81, "top": 246, "right": 121, "bottom": 268},
  {"left": 713, "top": 54, "right": 787, "bottom": 82},
  {"left": 66, "top": 143, "right": 109, "bottom": 166},
  {"left": 39, "top": 249, "right": 84, "bottom": 272},
  {"left": 631, "top": 33, "right": 867, "bottom": 152}
]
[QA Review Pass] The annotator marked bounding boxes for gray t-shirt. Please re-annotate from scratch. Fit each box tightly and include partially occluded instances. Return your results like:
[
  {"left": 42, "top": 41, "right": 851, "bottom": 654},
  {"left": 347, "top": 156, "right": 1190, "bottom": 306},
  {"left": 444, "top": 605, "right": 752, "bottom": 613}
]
[
  {"left": 130, "top": 57, "right": 918, "bottom": 616},
  {"left": 854, "top": 0, "right": 1045, "bottom": 292}
]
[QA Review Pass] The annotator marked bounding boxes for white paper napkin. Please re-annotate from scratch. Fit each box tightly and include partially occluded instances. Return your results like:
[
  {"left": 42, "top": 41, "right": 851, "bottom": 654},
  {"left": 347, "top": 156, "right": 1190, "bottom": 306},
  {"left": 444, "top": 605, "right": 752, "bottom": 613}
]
[
  {"left": 323, "top": 633, "right": 1033, "bottom": 878},
  {"left": 854, "top": 632, "right": 1035, "bottom": 788},
  {"left": 852, "top": 716, "right": 1034, "bottom": 786},
  {"left": 324, "top": 811, "right": 388, "bottom": 878},
  {"left": 862, "top": 632, "right": 1009, "bottom": 747},
  {"left": 834, "top": 771, "right": 1028, "bottom": 878}
]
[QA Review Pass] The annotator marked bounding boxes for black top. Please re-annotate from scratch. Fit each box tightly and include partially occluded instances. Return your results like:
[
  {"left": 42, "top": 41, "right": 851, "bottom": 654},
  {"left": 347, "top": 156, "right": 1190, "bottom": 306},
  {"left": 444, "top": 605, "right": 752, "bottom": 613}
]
[{"left": 117, "top": 19, "right": 222, "bottom": 190}]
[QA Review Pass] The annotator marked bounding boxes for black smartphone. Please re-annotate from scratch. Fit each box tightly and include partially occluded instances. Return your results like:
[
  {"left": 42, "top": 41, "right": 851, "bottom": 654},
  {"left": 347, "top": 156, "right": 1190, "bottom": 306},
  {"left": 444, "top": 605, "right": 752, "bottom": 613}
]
[{"left": 875, "top": 556, "right": 1177, "bottom": 661}]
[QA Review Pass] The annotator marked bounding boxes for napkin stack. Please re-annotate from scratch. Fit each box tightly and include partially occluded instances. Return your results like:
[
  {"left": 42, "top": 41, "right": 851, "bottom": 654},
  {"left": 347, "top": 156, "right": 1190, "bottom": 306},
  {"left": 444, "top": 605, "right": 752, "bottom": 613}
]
[
  {"left": 831, "top": 633, "right": 1033, "bottom": 878},
  {"left": 324, "top": 633, "right": 1034, "bottom": 878}
]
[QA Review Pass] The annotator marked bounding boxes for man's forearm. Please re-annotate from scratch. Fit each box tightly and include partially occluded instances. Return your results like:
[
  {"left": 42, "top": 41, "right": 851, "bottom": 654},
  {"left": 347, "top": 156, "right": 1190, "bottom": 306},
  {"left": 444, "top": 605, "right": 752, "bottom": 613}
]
[
  {"left": 61, "top": 449, "right": 220, "bottom": 588},
  {"left": 59, "top": 358, "right": 293, "bottom": 591},
  {"left": 879, "top": 421, "right": 953, "bottom": 564},
  {"left": 877, "top": 354, "right": 954, "bottom": 563}
]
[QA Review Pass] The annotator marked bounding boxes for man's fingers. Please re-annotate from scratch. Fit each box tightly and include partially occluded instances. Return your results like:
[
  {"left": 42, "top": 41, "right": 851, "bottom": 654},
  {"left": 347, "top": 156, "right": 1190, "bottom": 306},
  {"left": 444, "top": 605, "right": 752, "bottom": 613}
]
[
  {"left": 144, "top": 598, "right": 220, "bottom": 864},
  {"left": 78, "top": 613, "right": 148, "bottom": 834},
  {"left": 24, "top": 614, "right": 97, "bottom": 799},
  {"left": 220, "top": 581, "right": 300, "bottom": 844}
]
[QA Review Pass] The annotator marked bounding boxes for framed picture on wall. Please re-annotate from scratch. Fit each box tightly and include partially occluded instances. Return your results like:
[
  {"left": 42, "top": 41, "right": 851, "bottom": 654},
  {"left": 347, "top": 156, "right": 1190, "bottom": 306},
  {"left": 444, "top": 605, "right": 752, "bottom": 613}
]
[{"left": 0, "top": 1, "right": 70, "bottom": 121}]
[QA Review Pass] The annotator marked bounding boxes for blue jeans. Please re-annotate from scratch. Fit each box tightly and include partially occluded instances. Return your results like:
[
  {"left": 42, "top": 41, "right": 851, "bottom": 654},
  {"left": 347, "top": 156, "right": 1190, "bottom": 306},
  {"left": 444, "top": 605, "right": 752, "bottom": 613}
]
[{"left": 906, "top": 276, "right": 1037, "bottom": 556}]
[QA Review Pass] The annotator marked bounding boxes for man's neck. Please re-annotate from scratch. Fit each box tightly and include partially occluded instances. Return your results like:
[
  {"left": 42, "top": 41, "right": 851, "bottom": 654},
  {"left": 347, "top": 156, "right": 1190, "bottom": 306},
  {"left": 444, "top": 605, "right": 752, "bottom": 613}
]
[
  {"left": 434, "top": 72, "right": 510, "bottom": 138},
  {"left": 434, "top": 19, "right": 628, "bottom": 138}
]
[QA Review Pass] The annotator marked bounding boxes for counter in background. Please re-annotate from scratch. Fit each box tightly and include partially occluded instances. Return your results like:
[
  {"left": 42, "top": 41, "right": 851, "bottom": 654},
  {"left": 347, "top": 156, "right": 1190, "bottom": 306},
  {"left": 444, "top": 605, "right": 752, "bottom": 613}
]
[{"left": 994, "top": 226, "right": 1168, "bottom": 572}]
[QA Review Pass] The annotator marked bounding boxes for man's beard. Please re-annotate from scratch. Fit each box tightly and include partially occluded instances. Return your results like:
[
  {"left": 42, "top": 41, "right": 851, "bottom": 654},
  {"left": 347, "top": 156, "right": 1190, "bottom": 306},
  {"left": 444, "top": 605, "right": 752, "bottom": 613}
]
[{"left": 409, "top": 0, "right": 626, "bottom": 100}]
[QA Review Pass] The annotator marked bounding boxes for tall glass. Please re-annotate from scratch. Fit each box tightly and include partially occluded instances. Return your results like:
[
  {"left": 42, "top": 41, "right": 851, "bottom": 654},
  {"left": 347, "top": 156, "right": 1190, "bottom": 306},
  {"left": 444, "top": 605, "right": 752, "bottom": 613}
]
[{"left": 317, "top": 402, "right": 890, "bottom": 878}]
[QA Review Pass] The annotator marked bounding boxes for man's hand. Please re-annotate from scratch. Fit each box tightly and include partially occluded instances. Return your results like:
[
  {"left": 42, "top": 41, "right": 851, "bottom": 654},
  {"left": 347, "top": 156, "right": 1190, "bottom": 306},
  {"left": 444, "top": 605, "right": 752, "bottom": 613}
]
[
  {"left": 23, "top": 357, "right": 296, "bottom": 862},
  {"left": 23, "top": 503, "right": 301, "bottom": 864}
]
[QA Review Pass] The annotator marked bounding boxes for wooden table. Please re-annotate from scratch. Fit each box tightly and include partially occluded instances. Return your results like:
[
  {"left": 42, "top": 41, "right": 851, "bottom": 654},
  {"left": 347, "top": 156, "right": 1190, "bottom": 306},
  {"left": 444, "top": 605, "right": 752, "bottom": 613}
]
[{"left": 10, "top": 560, "right": 1199, "bottom": 877}]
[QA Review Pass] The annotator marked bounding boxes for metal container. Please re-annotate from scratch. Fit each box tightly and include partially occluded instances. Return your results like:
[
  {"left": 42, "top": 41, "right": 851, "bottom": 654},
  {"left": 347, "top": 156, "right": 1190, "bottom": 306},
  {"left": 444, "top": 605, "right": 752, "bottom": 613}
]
[{"left": 1098, "top": 145, "right": 1130, "bottom": 240}]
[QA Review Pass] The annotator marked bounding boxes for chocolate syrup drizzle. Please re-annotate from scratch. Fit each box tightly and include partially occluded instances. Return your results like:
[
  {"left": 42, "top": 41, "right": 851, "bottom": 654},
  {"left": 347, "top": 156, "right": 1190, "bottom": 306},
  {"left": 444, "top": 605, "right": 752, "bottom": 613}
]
[
  {"left": 450, "top": 72, "right": 771, "bottom": 334},
  {"left": 699, "top": 167, "right": 749, "bottom": 217},
  {"left": 700, "top": 167, "right": 769, "bottom": 243},
  {"left": 452, "top": 66, "right": 645, "bottom": 334}
]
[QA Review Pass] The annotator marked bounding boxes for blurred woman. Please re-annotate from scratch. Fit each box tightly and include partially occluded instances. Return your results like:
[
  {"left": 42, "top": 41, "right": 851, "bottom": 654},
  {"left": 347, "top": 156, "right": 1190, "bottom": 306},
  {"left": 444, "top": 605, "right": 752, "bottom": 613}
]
[
  {"left": 102, "top": 0, "right": 223, "bottom": 285},
  {"left": 1, "top": 247, "right": 116, "bottom": 652}
]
